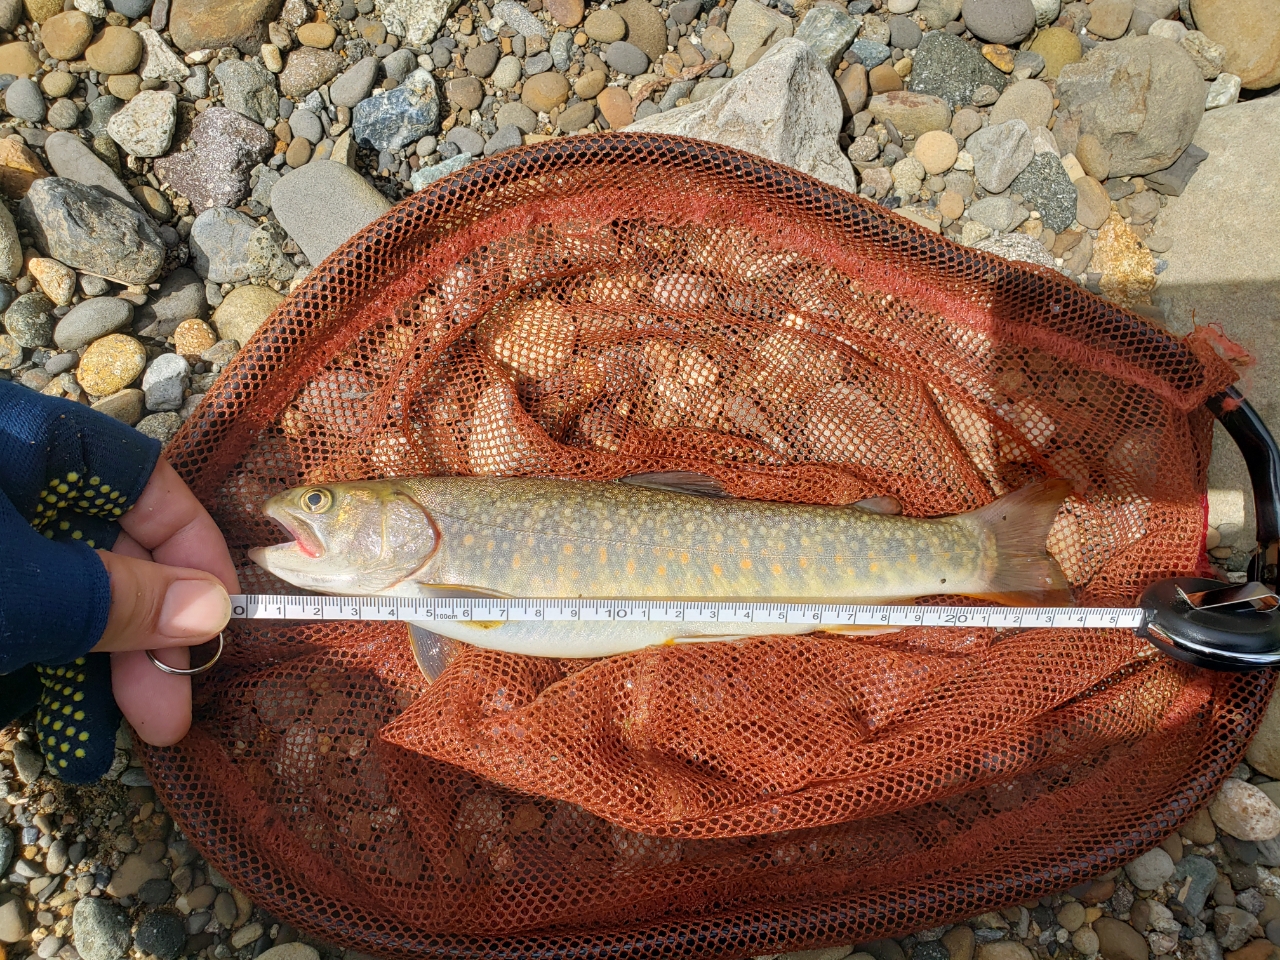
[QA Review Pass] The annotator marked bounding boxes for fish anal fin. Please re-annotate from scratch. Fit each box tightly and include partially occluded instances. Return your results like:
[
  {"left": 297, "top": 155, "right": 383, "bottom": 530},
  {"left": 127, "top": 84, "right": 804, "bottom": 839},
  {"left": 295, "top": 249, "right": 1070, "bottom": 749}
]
[
  {"left": 819, "top": 624, "right": 902, "bottom": 636},
  {"left": 620, "top": 471, "right": 729, "bottom": 498},
  {"left": 970, "top": 587, "right": 1075, "bottom": 607},
  {"left": 853, "top": 495, "right": 903, "bottom": 515}
]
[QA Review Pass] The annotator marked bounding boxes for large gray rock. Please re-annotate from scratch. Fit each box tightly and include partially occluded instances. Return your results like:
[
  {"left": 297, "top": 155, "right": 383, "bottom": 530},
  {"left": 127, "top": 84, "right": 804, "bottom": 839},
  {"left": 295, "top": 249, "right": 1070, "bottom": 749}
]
[
  {"left": 43, "top": 131, "right": 140, "bottom": 211},
  {"left": 629, "top": 39, "right": 859, "bottom": 194},
  {"left": 1154, "top": 98, "right": 1280, "bottom": 553},
  {"left": 1057, "top": 35, "right": 1205, "bottom": 177},
  {"left": 330, "top": 56, "right": 379, "bottom": 108},
  {"left": 376, "top": 0, "right": 463, "bottom": 44},
  {"left": 54, "top": 296, "right": 134, "bottom": 350},
  {"left": 352, "top": 68, "right": 442, "bottom": 151},
  {"left": 153, "top": 107, "right": 273, "bottom": 211},
  {"left": 965, "top": 118, "right": 1034, "bottom": 192},
  {"left": 133, "top": 267, "right": 208, "bottom": 338},
  {"left": 19, "top": 178, "right": 164, "bottom": 285},
  {"left": 271, "top": 161, "right": 392, "bottom": 266},
  {"left": 189, "top": 207, "right": 258, "bottom": 283},
  {"left": 73, "top": 897, "right": 131, "bottom": 960}
]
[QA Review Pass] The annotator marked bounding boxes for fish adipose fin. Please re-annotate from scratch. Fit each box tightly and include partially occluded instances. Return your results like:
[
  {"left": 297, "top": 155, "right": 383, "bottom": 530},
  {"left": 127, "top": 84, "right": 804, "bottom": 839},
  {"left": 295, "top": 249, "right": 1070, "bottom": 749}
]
[{"left": 970, "top": 479, "right": 1073, "bottom": 606}]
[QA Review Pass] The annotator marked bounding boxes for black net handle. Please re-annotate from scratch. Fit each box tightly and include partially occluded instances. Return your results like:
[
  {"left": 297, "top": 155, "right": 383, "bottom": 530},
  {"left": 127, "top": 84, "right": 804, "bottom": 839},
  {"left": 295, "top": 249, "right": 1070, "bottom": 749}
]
[{"left": 1207, "top": 387, "right": 1280, "bottom": 590}]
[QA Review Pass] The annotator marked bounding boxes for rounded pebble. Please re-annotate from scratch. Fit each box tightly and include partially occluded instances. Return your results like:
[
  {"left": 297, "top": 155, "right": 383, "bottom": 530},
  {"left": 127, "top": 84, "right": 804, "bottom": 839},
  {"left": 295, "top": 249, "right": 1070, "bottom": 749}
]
[
  {"left": 914, "top": 129, "right": 959, "bottom": 174},
  {"left": 77, "top": 333, "right": 147, "bottom": 396}
]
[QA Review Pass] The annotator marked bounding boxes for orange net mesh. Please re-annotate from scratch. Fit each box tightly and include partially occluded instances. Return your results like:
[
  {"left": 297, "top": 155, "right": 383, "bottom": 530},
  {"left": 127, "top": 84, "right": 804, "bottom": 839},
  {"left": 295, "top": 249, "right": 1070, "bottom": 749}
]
[{"left": 145, "top": 134, "right": 1273, "bottom": 958}]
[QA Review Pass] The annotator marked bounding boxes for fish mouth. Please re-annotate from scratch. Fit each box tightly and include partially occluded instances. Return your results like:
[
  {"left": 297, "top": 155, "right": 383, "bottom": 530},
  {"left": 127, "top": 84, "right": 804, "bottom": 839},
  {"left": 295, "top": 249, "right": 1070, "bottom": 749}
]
[{"left": 263, "top": 503, "right": 325, "bottom": 559}]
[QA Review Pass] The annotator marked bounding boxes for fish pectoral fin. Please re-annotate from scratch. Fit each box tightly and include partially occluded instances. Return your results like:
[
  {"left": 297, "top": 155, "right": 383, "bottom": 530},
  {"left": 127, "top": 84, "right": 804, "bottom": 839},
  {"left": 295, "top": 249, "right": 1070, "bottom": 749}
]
[
  {"left": 620, "top": 471, "right": 730, "bottom": 498},
  {"left": 407, "top": 623, "right": 468, "bottom": 681}
]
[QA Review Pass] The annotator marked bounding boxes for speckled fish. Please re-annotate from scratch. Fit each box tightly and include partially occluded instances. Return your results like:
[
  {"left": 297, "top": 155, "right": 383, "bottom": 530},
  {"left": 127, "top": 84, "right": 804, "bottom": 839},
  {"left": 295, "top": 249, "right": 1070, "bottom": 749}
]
[{"left": 249, "top": 475, "right": 1071, "bottom": 662}]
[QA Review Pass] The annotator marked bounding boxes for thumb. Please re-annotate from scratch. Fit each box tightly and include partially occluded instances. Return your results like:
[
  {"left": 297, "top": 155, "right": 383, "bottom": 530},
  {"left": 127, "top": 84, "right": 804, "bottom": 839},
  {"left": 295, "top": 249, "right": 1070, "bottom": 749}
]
[{"left": 92, "top": 550, "right": 231, "bottom": 654}]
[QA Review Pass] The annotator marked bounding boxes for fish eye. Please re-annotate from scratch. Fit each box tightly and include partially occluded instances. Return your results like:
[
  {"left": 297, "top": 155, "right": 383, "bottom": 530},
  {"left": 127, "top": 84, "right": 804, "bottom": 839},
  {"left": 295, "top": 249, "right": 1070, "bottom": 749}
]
[{"left": 302, "top": 488, "right": 331, "bottom": 513}]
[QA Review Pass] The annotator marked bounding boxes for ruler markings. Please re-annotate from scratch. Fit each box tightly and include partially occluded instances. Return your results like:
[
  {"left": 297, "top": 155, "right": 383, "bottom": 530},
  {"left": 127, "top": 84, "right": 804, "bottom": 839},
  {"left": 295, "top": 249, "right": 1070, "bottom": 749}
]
[{"left": 228, "top": 595, "right": 1146, "bottom": 630}]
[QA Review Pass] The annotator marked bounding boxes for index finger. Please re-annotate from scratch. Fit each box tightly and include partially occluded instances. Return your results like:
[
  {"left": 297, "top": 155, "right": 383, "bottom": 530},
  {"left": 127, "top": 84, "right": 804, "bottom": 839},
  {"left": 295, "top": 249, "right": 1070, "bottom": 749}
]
[{"left": 120, "top": 459, "right": 240, "bottom": 593}]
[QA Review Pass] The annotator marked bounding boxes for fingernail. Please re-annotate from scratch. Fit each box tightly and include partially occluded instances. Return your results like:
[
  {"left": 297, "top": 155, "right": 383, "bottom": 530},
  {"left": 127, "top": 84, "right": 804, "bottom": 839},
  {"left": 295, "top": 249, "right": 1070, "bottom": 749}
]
[{"left": 159, "top": 580, "right": 230, "bottom": 639}]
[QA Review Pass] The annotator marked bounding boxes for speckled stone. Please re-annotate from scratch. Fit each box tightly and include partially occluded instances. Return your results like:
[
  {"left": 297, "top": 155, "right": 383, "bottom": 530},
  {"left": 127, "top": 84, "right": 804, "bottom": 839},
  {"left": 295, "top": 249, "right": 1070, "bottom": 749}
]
[
  {"left": 908, "top": 30, "right": 1007, "bottom": 107},
  {"left": 76, "top": 332, "right": 146, "bottom": 396},
  {"left": 3, "top": 291, "right": 55, "bottom": 348},
  {"left": 1010, "top": 152, "right": 1076, "bottom": 231},
  {"left": 153, "top": 107, "right": 273, "bottom": 210},
  {"left": 278, "top": 46, "right": 343, "bottom": 98},
  {"left": 1088, "top": 211, "right": 1157, "bottom": 307}
]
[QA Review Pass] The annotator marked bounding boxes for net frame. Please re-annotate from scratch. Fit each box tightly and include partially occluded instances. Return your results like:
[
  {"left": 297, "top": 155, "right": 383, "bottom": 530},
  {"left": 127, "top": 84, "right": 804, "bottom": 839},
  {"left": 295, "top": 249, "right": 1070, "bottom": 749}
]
[{"left": 143, "top": 134, "right": 1274, "bottom": 960}]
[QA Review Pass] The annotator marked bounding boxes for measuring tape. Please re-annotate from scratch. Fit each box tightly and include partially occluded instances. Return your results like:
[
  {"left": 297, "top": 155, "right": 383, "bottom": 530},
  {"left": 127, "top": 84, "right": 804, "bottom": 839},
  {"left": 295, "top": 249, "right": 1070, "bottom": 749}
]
[{"left": 229, "top": 595, "right": 1147, "bottom": 630}]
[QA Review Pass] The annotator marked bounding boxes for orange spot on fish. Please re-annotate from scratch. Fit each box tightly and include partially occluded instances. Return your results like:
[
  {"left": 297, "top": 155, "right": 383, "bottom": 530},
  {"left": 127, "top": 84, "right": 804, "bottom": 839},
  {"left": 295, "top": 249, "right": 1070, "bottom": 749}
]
[
  {"left": 740, "top": 558, "right": 752, "bottom": 570},
  {"left": 771, "top": 563, "right": 782, "bottom": 576},
  {"left": 512, "top": 555, "right": 522, "bottom": 569},
  {"left": 627, "top": 559, "right": 636, "bottom": 575},
  {"left": 680, "top": 552, "right": 689, "bottom": 564},
  {"left": 799, "top": 557, "right": 809, "bottom": 569},
  {"left": 599, "top": 546, "right": 608, "bottom": 564},
  {"left": 657, "top": 565, "right": 666, "bottom": 576},
  {"left": 463, "top": 534, "right": 475, "bottom": 546},
  {"left": 712, "top": 564, "right": 723, "bottom": 576},
  {"left": 563, "top": 543, "right": 574, "bottom": 555},
  {"left": 663, "top": 638, "right": 676, "bottom": 646}
]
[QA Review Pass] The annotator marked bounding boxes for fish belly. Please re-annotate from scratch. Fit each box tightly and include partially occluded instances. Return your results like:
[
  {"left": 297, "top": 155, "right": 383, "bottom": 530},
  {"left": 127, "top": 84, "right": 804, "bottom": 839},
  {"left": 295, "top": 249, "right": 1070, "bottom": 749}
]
[{"left": 409, "top": 617, "right": 840, "bottom": 658}]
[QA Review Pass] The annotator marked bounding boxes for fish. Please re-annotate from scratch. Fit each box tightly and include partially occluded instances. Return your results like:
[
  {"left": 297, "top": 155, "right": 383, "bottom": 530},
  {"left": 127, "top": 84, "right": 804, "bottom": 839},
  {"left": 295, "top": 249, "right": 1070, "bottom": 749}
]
[{"left": 249, "top": 474, "right": 1073, "bottom": 662}]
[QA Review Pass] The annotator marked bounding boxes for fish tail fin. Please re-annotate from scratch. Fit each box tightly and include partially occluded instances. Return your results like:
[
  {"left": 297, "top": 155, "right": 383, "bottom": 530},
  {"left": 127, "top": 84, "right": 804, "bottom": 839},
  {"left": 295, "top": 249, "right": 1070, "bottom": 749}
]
[{"left": 969, "top": 479, "right": 1073, "bottom": 606}]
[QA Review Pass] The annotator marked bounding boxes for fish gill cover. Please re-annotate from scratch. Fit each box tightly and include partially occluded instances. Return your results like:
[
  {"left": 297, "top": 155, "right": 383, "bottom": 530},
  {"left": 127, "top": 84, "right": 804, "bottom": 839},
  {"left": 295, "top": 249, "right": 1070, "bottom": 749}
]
[{"left": 145, "top": 135, "right": 1269, "bottom": 959}]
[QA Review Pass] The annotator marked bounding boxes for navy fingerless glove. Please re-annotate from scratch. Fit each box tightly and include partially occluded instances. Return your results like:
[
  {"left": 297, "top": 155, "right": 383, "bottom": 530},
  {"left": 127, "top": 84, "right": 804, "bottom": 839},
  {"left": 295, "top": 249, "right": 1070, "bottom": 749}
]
[{"left": 0, "top": 380, "right": 161, "bottom": 782}]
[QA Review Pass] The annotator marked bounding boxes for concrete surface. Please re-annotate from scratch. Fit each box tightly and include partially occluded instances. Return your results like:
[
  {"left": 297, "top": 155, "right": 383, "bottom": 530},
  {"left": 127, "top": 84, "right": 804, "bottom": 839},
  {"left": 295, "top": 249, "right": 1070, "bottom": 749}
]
[{"left": 1154, "top": 97, "right": 1280, "bottom": 551}]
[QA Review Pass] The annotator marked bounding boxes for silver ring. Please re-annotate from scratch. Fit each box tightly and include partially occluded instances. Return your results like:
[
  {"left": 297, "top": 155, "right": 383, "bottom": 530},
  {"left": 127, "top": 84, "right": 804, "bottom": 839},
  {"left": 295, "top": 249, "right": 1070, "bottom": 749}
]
[{"left": 145, "top": 633, "right": 225, "bottom": 676}]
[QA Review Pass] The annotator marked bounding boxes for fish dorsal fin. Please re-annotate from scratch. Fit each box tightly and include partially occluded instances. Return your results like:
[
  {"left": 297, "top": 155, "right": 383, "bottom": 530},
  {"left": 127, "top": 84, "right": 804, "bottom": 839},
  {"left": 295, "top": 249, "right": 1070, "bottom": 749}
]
[{"left": 620, "top": 471, "right": 730, "bottom": 498}]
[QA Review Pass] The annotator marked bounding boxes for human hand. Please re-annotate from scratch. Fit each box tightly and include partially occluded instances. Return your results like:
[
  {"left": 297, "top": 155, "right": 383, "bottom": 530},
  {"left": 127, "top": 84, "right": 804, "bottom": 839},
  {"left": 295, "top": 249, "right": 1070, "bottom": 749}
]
[{"left": 91, "top": 460, "right": 240, "bottom": 747}]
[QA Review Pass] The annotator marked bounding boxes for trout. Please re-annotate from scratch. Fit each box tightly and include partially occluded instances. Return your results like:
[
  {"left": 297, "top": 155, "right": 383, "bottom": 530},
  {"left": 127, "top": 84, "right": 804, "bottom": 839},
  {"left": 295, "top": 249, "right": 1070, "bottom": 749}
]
[{"left": 249, "top": 474, "right": 1072, "bottom": 660}]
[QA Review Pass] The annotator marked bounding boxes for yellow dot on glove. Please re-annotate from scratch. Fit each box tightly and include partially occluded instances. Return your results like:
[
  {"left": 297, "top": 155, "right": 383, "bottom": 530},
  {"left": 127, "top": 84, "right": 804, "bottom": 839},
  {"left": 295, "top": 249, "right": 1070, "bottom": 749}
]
[
  {"left": 73, "top": 710, "right": 85, "bottom": 721},
  {"left": 90, "top": 476, "right": 100, "bottom": 485},
  {"left": 78, "top": 731, "right": 89, "bottom": 741},
  {"left": 66, "top": 472, "right": 79, "bottom": 482},
  {"left": 56, "top": 483, "right": 68, "bottom": 493},
  {"left": 59, "top": 742, "right": 69, "bottom": 753},
  {"left": 74, "top": 749, "right": 85, "bottom": 759}
]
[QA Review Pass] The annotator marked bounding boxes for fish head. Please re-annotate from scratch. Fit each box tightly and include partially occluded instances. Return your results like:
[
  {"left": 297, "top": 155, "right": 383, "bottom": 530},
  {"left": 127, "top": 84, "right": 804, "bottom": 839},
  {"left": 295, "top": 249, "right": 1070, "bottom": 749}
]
[{"left": 248, "top": 481, "right": 437, "bottom": 595}]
